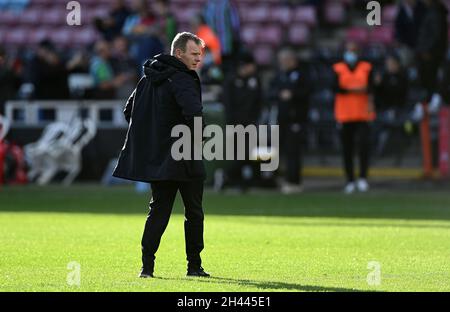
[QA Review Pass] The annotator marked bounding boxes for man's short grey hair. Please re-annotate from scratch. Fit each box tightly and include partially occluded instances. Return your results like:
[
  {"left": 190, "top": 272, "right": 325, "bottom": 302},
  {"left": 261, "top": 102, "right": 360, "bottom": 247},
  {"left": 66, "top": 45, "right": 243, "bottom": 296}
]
[{"left": 170, "top": 32, "right": 205, "bottom": 55}]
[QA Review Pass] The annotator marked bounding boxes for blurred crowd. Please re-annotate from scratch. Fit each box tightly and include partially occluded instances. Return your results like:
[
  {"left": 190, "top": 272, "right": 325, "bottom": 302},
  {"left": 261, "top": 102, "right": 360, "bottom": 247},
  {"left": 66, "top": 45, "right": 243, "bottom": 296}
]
[{"left": 1, "top": 0, "right": 450, "bottom": 191}]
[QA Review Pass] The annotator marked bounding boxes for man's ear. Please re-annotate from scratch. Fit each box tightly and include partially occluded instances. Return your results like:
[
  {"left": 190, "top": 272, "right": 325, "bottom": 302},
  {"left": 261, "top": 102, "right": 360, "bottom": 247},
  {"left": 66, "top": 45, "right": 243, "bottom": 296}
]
[{"left": 175, "top": 48, "right": 182, "bottom": 59}]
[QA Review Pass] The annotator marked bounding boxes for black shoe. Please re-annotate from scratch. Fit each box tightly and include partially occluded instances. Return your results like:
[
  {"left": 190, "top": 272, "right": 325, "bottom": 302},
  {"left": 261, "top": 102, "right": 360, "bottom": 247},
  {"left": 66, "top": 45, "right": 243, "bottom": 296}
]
[
  {"left": 139, "top": 267, "right": 154, "bottom": 278},
  {"left": 187, "top": 266, "right": 210, "bottom": 277}
]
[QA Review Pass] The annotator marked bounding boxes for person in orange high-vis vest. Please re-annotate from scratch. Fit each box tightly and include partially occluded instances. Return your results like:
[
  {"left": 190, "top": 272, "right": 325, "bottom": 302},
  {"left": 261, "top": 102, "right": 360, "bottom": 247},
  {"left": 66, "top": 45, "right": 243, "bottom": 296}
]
[
  {"left": 332, "top": 42, "right": 375, "bottom": 194},
  {"left": 191, "top": 14, "right": 222, "bottom": 65}
]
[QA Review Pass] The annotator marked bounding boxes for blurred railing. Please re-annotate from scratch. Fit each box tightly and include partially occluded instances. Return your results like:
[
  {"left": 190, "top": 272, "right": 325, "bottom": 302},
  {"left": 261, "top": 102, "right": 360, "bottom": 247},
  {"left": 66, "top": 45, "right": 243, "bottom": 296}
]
[{"left": 5, "top": 100, "right": 128, "bottom": 129}]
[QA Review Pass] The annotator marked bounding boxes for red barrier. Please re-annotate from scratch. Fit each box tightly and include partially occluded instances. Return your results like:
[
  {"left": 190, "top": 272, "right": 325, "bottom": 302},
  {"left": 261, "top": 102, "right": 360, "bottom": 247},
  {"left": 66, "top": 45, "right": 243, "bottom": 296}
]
[
  {"left": 0, "top": 140, "right": 27, "bottom": 186},
  {"left": 0, "top": 140, "right": 5, "bottom": 185},
  {"left": 420, "top": 103, "right": 433, "bottom": 178},
  {"left": 439, "top": 106, "right": 450, "bottom": 178}
]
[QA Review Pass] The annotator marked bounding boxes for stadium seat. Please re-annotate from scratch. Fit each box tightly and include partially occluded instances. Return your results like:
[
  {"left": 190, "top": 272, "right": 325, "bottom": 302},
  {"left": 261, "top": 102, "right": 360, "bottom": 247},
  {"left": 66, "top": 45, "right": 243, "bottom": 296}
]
[
  {"left": 382, "top": 4, "right": 397, "bottom": 24},
  {"left": 177, "top": 22, "right": 190, "bottom": 33},
  {"left": 270, "top": 6, "right": 292, "bottom": 25},
  {"left": 84, "top": 5, "right": 111, "bottom": 24},
  {"left": 253, "top": 45, "right": 273, "bottom": 66},
  {"left": 71, "top": 27, "right": 99, "bottom": 46},
  {"left": 288, "top": 24, "right": 310, "bottom": 46},
  {"left": 260, "top": 24, "right": 282, "bottom": 46},
  {"left": 50, "top": 28, "right": 72, "bottom": 47},
  {"left": 18, "top": 8, "right": 41, "bottom": 25},
  {"left": 370, "top": 26, "right": 393, "bottom": 45},
  {"left": 346, "top": 27, "right": 369, "bottom": 44},
  {"left": 29, "top": 0, "right": 53, "bottom": 6},
  {"left": 239, "top": 5, "right": 270, "bottom": 23},
  {"left": 292, "top": 6, "right": 317, "bottom": 26},
  {"left": 324, "top": 1, "right": 346, "bottom": 25},
  {"left": 0, "top": 10, "right": 19, "bottom": 26},
  {"left": 89, "top": 5, "right": 110, "bottom": 18},
  {"left": 173, "top": 5, "right": 202, "bottom": 23},
  {"left": 28, "top": 27, "right": 52, "bottom": 45},
  {"left": 241, "top": 24, "right": 259, "bottom": 45},
  {"left": 4, "top": 28, "right": 29, "bottom": 46},
  {"left": 170, "top": 0, "right": 206, "bottom": 4},
  {"left": 44, "top": 8, "right": 66, "bottom": 25}
]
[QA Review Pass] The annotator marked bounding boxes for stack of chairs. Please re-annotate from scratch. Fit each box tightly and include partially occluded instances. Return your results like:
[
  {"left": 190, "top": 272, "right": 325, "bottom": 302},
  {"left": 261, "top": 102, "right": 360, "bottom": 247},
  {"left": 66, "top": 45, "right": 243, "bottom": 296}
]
[{"left": 24, "top": 117, "right": 97, "bottom": 185}]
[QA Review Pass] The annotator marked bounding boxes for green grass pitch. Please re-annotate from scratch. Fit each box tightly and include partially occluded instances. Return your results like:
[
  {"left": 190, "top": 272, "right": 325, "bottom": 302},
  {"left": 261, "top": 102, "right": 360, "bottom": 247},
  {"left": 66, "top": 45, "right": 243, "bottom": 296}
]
[{"left": 0, "top": 185, "right": 449, "bottom": 292}]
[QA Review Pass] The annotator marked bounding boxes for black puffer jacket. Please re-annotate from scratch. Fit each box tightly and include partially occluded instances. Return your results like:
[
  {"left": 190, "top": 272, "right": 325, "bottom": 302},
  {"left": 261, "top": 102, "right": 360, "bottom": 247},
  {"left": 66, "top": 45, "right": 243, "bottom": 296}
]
[
  {"left": 416, "top": 1, "right": 448, "bottom": 61},
  {"left": 113, "top": 54, "right": 206, "bottom": 182}
]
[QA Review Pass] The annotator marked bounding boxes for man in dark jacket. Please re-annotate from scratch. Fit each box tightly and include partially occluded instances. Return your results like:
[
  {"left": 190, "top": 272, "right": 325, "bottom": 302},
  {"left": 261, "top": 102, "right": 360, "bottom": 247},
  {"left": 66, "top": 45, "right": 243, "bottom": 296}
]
[
  {"left": 113, "top": 32, "right": 209, "bottom": 278},
  {"left": 29, "top": 40, "right": 70, "bottom": 100},
  {"left": 269, "top": 47, "right": 311, "bottom": 194},
  {"left": 395, "top": 0, "right": 426, "bottom": 49},
  {"left": 415, "top": 0, "right": 448, "bottom": 102},
  {"left": 220, "top": 52, "right": 262, "bottom": 191}
]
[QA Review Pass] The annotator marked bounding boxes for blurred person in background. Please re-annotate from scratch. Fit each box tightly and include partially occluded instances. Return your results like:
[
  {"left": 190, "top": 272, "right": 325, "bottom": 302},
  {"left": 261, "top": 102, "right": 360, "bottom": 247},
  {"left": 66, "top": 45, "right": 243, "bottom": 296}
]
[
  {"left": 415, "top": 0, "right": 448, "bottom": 103},
  {"left": 29, "top": 39, "right": 69, "bottom": 100},
  {"left": 111, "top": 36, "right": 139, "bottom": 99},
  {"left": 203, "top": 0, "right": 241, "bottom": 73},
  {"left": 269, "top": 47, "right": 311, "bottom": 194},
  {"left": 332, "top": 42, "right": 375, "bottom": 194},
  {"left": 0, "top": 47, "right": 21, "bottom": 115},
  {"left": 394, "top": 0, "right": 426, "bottom": 66},
  {"left": 153, "top": 0, "right": 178, "bottom": 52},
  {"left": 89, "top": 40, "right": 128, "bottom": 99},
  {"left": 94, "top": 0, "right": 131, "bottom": 42},
  {"left": 217, "top": 52, "right": 262, "bottom": 192},
  {"left": 437, "top": 59, "right": 450, "bottom": 106},
  {"left": 66, "top": 50, "right": 90, "bottom": 74},
  {"left": 191, "top": 14, "right": 221, "bottom": 66},
  {"left": 373, "top": 54, "right": 410, "bottom": 164},
  {"left": 122, "top": 0, "right": 164, "bottom": 68},
  {"left": 191, "top": 14, "right": 223, "bottom": 84}
]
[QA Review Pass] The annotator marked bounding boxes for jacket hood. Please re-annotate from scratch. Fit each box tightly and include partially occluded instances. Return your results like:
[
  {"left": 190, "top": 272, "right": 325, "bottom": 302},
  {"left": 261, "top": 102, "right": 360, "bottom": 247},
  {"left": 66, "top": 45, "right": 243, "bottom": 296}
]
[{"left": 143, "top": 54, "right": 189, "bottom": 84}]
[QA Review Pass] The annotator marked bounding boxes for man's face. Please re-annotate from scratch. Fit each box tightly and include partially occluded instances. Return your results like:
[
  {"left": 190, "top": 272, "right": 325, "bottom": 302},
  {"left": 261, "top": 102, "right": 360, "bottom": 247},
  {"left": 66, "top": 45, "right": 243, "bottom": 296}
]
[
  {"left": 176, "top": 40, "right": 203, "bottom": 70},
  {"left": 113, "top": 37, "right": 128, "bottom": 55},
  {"left": 386, "top": 57, "right": 400, "bottom": 73},
  {"left": 278, "top": 52, "right": 297, "bottom": 72}
]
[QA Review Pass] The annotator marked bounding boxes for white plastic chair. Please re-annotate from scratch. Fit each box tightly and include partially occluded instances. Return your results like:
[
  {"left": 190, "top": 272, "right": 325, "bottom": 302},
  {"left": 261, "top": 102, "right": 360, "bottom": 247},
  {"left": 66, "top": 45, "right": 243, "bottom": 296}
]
[
  {"left": 0, "top": 115, "right": 10, "bottom": 141},
  {"left": 37, "top": 118, "right": 97, "bottom": 186},
  {"left": 24, "top": 121, "right": 69, "bottom": 182}
]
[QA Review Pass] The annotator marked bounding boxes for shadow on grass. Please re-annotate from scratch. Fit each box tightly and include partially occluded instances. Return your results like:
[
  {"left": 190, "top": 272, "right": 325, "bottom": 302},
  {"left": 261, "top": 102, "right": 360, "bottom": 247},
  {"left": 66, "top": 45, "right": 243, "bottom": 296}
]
[{"left": 153, "top": 276, "right": 377, "bottom": 292}]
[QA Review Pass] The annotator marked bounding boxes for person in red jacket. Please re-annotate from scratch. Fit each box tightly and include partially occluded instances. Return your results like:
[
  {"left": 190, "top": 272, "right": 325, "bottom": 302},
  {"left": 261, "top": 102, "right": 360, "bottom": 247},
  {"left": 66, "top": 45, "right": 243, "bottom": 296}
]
[{"left": 332, "top": 42, "right": 375, "bottom": 194}]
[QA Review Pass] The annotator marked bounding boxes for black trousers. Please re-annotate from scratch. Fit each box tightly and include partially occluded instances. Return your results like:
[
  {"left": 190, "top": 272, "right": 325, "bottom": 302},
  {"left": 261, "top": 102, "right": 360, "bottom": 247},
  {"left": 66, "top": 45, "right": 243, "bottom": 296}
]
[
  {"left": 141, "top": 180, "right": 204, "bottom": 269},
  {"left": 417, "top": 57, "right": 441, "bottom": 102},
  {"left": 280, "top": 123, "right": 304, "bottom": 185},
  {"left": 340, "top": 122, "right": 371, "bottom": 183},
  {"left": 225, "top": 131, "right": 253, "bottom": 189}
]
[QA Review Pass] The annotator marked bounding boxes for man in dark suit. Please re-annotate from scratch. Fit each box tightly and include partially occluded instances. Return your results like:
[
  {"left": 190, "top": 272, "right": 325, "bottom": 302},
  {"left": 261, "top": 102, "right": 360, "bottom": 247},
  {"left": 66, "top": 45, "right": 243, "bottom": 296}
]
[
  {"left": 269, "top": 47, "right": 311, "bottom": 194},
  {"left": 113, "top": 32, "right": 209, "bottom": 278}
]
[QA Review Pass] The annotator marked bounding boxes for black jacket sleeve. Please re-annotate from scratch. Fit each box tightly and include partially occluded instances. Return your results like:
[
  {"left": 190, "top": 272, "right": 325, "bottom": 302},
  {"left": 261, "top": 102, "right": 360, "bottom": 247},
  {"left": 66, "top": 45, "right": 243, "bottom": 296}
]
[
  {"left": 292, "top": 68, "right": 311, "bottom": 100},
  {"left": 170, "top": 71, "right": 203, "bottom": 122},
  {"left": 124, "top": 88, "right": 136, "bottom": 124},
  {"left": 124, "top": 76, "right": 146, "bottom": 123}
]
